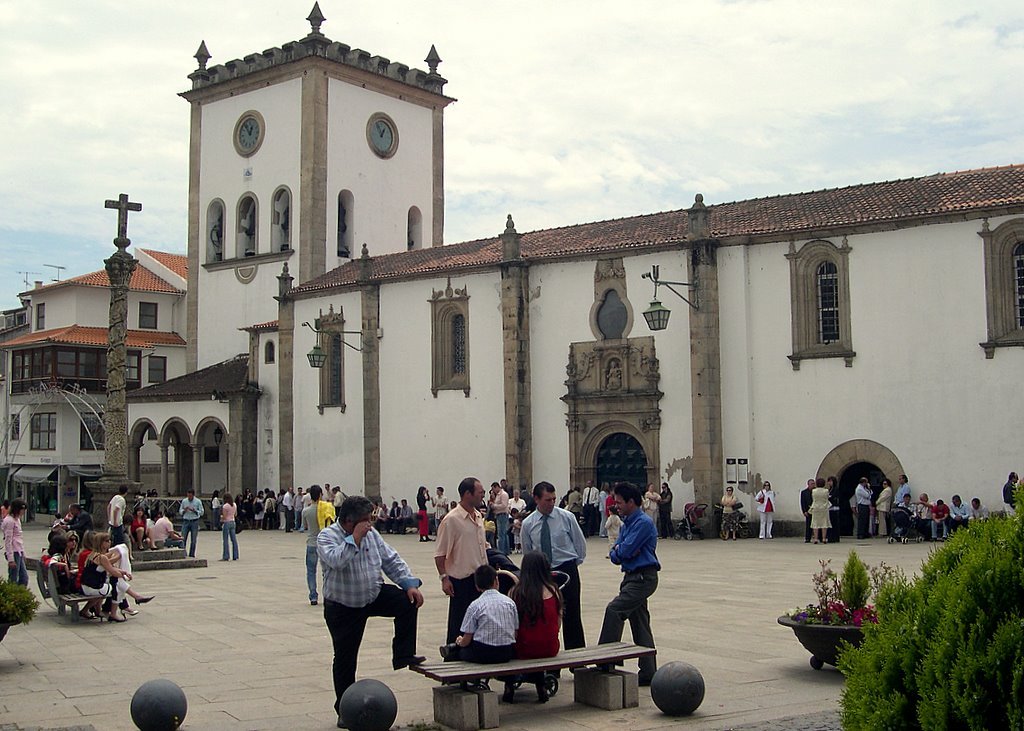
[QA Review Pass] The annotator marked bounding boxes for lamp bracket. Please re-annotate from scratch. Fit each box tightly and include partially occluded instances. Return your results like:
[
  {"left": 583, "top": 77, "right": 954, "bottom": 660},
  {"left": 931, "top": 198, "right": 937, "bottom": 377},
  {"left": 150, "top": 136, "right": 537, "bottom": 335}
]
[
  {"left": 301, "top": 320, "right": 363, "bottom": 352},
  {"left": 641, "top": 265, "right": 698, "bottom": 310}
]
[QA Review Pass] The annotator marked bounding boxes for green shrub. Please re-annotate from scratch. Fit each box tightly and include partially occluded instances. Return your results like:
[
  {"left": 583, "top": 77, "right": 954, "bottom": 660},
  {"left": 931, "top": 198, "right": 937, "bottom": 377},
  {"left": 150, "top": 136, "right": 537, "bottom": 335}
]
[
  {"left": 0, "top": 579, "right": 39, "bottom": 625},
  {"left": 839, "top": 550, "right": 870, "bottom": 611},
  {"left": 839, "top": 491, "right": 1024, "bottom": 730}
]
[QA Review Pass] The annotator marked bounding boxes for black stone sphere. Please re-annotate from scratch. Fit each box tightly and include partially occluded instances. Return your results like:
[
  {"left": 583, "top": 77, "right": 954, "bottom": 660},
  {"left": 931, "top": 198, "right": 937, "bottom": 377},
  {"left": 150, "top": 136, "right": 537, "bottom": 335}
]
[
  {"left": 339, "top": 679, "right": 398, "bottom": 731},
  {"left": 130, "top": 678, "right": 188, "bottom": 731},
  {"left": 650, "top": 661, "right": 705, "bottom": 716}
]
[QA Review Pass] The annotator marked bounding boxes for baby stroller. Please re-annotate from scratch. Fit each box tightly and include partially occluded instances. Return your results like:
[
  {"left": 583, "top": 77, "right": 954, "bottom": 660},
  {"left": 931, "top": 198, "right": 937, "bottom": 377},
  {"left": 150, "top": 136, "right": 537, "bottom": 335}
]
[
  {"left": 714, "top": 501, "right": 751, "bottom": 539},
  {"left": 888, "top": 505, "right": 924, "bottom": 544},
  {"left": 674, "top": 503, "right": 707, "bottom": 540}
]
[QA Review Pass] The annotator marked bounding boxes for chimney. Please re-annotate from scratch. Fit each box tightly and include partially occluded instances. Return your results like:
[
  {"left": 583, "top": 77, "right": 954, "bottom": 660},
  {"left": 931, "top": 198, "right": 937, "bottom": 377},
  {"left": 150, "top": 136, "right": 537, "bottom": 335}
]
[{"left": 34, "top": 281, "right": 42, "bottom": 289}]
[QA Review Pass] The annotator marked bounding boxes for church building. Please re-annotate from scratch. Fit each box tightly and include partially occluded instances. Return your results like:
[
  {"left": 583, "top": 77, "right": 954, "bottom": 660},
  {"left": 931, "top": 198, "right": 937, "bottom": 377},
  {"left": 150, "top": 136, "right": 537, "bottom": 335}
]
[{"left": 126, "top": 5, "right": 1024, "bottom": 531}]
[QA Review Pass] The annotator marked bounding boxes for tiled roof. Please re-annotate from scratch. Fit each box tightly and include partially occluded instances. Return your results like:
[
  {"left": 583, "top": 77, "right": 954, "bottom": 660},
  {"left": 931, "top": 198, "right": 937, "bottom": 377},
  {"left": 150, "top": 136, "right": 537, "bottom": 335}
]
[
  {"left": 243, "top": 320, "right": 279, "bottom": 332},
  {"left": 3, "top": 325, "right": 186, "bottom": 349},
  {"left": 23, "top": 263, "right": 184, "bottom": 297},
  {"left": 129, "top": 355, "right": 254, "bottom": 401},
  {"left": 140, "top": 250, "right": 188, "bottom": 279},
  {"left": 293, "top": 164, "right": 1024, "bottom": 295}
]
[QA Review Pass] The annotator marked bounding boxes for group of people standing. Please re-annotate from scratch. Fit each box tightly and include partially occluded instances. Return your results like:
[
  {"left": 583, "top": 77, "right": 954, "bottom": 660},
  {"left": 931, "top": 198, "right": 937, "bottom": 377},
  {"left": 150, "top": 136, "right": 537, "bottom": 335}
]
[{"left": 315, "top": 477, "right": 662, "bottom": 729}]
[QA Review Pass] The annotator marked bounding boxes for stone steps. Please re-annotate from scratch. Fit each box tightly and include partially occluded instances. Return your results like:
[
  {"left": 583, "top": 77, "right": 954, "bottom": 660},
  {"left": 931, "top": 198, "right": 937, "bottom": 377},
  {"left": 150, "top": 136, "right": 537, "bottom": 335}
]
[{"left": 28, "top": 548, "right": 208, "bottom": 572}]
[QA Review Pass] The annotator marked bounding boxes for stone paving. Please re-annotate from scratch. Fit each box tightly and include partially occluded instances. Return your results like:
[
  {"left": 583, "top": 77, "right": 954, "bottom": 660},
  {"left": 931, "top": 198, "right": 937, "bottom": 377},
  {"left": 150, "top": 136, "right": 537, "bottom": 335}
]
[{"left": 0, "top": 523, "right": 934, "bottom": 730}]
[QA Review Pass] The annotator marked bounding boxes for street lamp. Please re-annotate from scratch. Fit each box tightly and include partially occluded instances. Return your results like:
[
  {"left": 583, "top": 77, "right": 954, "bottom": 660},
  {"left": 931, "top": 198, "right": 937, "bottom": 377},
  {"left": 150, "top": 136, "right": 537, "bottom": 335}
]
[
  {"left": 640, "top": 265, "right": 698, "bottom": 331},
  {"left": 213, "top": 426, "right": 223, "bottom": 445},
  {"left": 302, "top": 319, "right": 363, "bottom": 368}
]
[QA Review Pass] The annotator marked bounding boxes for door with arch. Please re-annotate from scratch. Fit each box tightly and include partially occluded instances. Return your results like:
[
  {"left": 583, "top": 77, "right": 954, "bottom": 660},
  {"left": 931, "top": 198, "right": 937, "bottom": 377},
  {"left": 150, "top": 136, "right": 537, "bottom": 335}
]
[{"left": 595, "top": 432, "right": 649, "bottom": 489}]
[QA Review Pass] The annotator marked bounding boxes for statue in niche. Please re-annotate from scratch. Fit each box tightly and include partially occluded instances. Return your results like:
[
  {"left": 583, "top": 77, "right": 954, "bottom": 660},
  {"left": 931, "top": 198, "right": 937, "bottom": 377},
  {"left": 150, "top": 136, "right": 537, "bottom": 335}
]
[{"left": 605, "top": 358, "right": 623, "bottom": 391}]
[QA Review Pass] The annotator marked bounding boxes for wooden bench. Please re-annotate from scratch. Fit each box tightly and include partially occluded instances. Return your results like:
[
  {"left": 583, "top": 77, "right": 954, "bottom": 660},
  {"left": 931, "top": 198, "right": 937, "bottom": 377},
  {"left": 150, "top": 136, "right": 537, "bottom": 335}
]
[
  {"left": 45, "top": 564, "right": 92, "bottom": 623},
  {"left": 410, "top": 642, "right": 655, "bottom": 730}
]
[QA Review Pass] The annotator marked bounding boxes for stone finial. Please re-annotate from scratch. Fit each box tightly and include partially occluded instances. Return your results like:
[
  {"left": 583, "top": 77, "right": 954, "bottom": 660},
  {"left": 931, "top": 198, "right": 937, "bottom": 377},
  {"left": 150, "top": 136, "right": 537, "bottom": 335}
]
[
  {"left": 360, "top": 243, "right": 370, "bottom": 259},
  {"left": 277, "top": 261, "right": 293, "bottom": 300},
  {"left": 687, "top": 193, "right": 709, "bottom": 239},
  {"left": 425, "top": 44, "right": 442, "bottom": 74},
  {"left": 307, "top": 2, "right": 326, "bottom": 34},
  {"left": 501, "top": 214, "right": 521, "bottom": 261},
  {"left": 194, "top": 41, "right": 211, "bottom": 70}
]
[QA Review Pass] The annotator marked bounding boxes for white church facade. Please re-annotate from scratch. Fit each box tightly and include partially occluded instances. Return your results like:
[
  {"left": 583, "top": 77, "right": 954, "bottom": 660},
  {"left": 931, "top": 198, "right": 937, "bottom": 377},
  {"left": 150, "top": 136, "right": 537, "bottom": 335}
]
[{"left": 126, "top": 5, "right": 1024, "bottom": 532}]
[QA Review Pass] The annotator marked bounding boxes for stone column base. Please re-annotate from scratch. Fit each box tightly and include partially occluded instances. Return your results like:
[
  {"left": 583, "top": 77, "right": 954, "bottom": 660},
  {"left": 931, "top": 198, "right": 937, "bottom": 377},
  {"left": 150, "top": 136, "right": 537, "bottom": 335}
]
[{"left": 88, "top": 476, "right": 142, "bottom": 529}]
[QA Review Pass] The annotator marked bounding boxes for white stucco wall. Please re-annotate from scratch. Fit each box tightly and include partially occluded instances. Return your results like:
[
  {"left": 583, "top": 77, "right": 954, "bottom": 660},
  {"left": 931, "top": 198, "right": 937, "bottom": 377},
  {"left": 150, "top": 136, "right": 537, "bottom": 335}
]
[
  {"left": 325, "top": 80, "right": 435, "bottom": 267},
  {"left": 255, "top": 332, "right": 279, "bottom": 491},
  {"left": 734, "top": 215, "right": 1024, "bottom": 517},
  {"left": 291, "top": 291, "right": 365, "bottom": 492},
  {"left": 196, "top": 78, "right": 303, "bottom": 368},
  {"left": 376, "top": 273, "right": 505, "bottom": 500}
]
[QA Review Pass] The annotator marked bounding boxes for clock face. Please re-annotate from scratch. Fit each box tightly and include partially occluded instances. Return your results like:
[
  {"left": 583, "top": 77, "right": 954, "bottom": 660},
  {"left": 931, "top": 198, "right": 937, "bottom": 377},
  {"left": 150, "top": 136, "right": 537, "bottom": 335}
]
[
  {"left": 233, "top": 111, "right": 265, "bottom": 157},
  {"left": 367, "top": 114, "right": 398, "bottom": 158}
]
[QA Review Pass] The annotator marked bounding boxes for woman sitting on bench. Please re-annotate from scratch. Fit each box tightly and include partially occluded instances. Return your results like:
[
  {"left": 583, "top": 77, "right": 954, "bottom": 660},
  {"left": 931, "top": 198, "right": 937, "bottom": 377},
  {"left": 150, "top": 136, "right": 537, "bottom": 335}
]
[
  {"left": 80, "top": 532, "right": 133, "bottom": 622},
  {"left": 504, "top": 551, "right": 564, "bottom": 704}
]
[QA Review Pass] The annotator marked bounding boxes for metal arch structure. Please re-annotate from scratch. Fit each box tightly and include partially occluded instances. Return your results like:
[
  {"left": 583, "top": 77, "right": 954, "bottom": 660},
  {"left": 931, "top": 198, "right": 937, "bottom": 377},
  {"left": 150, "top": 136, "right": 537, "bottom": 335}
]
[{"left": 1, "top": 382, "right": 106, "bottom": 459}]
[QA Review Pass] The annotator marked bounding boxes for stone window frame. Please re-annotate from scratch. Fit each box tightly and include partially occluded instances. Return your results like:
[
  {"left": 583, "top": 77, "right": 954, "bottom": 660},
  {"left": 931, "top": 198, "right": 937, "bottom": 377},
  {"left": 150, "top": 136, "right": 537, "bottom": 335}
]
[
  {"left": 317, "top": 308, "right": 346, "bottom": 413},
  {"left": 236, "top": 194, "right": 259, "bottom": 258},
  {"left": 337, "top": 190, "right": 354, "bottom": 258},
  {"left": 979, "top": 218, "right": 1024, "bottom": 358},
  {"left": 430, "top": 280, "right": 470, "bottom": 397},
  {"left": 407, "top": 206, "right": 423, "bottom": 250},
  {"left": 147, "top": 355, "right": 167, "bottom": 384},
  {"left": 264, "top": 340, "right": 275, "bottom": 364},
  {"left": 786, "top": 238, "right": 855, "bottom": 370},
  {"left": 206, "top": 199, "right": 226, "bottom": 263},
  {"left": 35, "top": 302, "right": 45, "bottom": 331}
]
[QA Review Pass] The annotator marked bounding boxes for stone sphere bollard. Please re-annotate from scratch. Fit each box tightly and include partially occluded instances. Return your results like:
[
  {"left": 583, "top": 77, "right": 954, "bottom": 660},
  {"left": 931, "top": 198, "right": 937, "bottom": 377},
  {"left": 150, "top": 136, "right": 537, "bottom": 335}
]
[
  {"left": 649, "top": 661, "right": 705, "bottom": 716},
  {"left": 339, "top": 678, "right": 399, "bottom": 731},
  {"left": 130, "top": 678, "right": 188, "bottom": 731}
]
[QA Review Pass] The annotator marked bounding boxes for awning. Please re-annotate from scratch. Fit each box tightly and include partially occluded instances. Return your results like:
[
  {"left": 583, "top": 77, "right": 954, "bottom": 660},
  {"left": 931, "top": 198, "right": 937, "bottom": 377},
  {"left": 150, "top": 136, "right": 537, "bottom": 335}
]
[
  {"left": 10, "top": 465, "right": 57, "bottom": 483},
  {"left": 66, "top": 465, "right": 103, "bottom": 478}
]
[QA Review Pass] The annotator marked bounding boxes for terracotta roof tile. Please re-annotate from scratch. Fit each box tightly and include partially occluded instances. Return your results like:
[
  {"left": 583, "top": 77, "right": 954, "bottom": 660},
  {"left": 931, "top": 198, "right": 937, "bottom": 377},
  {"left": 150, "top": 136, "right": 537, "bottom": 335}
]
[
  {"left": 3, "top": 325, "right": 186, "bottom": 349},
  {"left": 243, "top": 320, "right": 279, "bottom": 332},
  {"left": 140, "top": 250, "right": 188, "bottom": 279},
  {"left": 129, "top": 355, "right": 253, "bottom": 400},
  {"left": 293, "top": 164, "right": 1024, "bottom": 295},
  {"left": 24, "top": 264, "right": 184, "bottom": 297}
]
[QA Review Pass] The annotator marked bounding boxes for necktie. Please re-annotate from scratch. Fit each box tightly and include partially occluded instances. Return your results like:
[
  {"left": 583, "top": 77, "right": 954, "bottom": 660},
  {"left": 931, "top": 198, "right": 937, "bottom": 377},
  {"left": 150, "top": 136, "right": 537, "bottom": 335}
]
[{"left": 540, "top": 514, "right": 553, "bottom": 564}]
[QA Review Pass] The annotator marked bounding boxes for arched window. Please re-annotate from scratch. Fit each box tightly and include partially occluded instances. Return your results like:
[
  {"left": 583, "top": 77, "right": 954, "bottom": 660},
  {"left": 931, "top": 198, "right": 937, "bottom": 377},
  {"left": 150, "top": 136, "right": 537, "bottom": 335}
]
[
  {"left": 206, "top": 200, "right": 225, "bottom": 263},
  {"left": 237, "top": 195, "right": 258, "bottom": 257},
  {"left": 816, "top": 260, "right": 840, "bottom": 344},
  {"left": 337, "top": 190, "right": 354, "bottom": 258},
  {"left": 1015, "top": 241, "right": 1024, "bottom": 329},
  {"left": 407, "top": 206, "right": 422, "bottom": 250},
  {"left": 264, "top": 340, "right": 275, "bottom": 364},
  {"left": 272, "top": 188, "right": 291, "bottom": 252},
  {"left": 316, "top": 306, "right": 347, "bottom": 412},
  {"left": 430, "top": 281, "right": 470, "bottom": 396},
  {"left": 785, "top": 238, "right": 854, "bottom": 369}
]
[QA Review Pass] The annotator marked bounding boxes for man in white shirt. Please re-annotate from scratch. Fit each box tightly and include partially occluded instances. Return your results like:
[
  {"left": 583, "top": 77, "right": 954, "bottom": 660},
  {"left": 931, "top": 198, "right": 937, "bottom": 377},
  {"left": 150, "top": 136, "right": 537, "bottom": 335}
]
[
  {"left": 508, "top": 489, "right": 526, "bottom": 516},
  {"left": 488, "top": 482, "right": 511, "bottom": 555},
  {"left": 107, "top": 485, "right": 128, "bottom": 546},
  {"left": 581, "top": 481, "right": 601, "bottom": 537},
  {"left": 282, "top": 487, "right": 295, "bottom": 533},
  {"left": 854, "top": 478, "right": 872, "bottom": 539}
]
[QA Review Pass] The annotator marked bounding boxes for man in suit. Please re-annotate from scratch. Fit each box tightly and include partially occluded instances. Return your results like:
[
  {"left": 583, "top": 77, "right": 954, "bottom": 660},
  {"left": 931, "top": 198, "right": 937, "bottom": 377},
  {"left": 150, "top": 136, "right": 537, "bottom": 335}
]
[{"left": 800, "top": 479, "right": 814, "bottom": 543}]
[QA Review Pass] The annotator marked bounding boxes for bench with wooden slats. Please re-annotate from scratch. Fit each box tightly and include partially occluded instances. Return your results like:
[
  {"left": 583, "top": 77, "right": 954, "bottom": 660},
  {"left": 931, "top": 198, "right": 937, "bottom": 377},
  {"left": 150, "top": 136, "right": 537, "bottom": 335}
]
[
  {"left": 411, "top": 642, "right": 655, "bottom": 730},
  {"left": 410, "top": 641, "right": 654, "bottom": 682},
  {"left": 46, "top": 564, "right": 92, "bottom": 623}
]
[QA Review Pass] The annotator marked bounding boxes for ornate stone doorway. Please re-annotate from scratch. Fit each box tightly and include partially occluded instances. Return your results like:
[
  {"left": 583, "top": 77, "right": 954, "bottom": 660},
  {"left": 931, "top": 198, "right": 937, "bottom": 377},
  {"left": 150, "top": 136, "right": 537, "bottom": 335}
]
[
  {"left": 818, "top": 440, "right": 904, "bottom": 537},
  {"left": 595, "top": 432, "right": 649, "bottom": 488}
]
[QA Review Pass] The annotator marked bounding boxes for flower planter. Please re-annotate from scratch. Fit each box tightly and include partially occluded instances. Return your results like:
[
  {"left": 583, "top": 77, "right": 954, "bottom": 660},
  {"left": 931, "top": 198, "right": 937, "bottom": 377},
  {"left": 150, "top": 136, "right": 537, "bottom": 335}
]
[
  {"left": 0, "top": 621, "right": 19, "bottom": 643},
  {"left": 777, "top": 615, "right": 864, "bottom": 670}
]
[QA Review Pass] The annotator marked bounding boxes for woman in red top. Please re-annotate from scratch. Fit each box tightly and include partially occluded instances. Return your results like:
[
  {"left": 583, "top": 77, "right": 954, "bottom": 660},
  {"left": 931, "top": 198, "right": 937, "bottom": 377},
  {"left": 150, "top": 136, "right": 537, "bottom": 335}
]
[
  {"left": 504, "top": 551, "right": 563, "bottom": 704},
  {"left": 130, "top": 507, "right": 148, "bottom": 551}
]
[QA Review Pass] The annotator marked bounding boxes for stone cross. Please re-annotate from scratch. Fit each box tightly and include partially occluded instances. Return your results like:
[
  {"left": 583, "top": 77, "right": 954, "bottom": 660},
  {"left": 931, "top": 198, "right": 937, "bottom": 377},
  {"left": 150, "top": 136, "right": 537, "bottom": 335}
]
[{"left": 104, "top": 193, "right": 142, "bottom": 249}]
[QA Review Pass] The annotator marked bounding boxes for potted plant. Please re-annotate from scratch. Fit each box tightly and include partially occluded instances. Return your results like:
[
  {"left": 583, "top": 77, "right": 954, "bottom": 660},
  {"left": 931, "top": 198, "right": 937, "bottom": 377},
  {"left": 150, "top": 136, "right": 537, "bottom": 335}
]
[
  {"left": 777, "top": 550, "right": 899, "bottom": 669},
  {"left": 0, "top": 579, "right": 39, "bottom": 642}
]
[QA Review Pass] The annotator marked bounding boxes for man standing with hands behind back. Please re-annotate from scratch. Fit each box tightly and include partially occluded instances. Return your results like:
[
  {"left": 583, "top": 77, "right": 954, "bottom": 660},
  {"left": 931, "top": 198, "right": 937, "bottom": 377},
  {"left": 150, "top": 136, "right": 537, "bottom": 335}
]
[
  {"left": 318, "top": 495, "right": 425, "bottom": 727},
  {"left": 521, "top": 481, "right": 588, "bottom": 650},
  {"left": 434, "top": 477, "right": 488, "bottom": 644}
]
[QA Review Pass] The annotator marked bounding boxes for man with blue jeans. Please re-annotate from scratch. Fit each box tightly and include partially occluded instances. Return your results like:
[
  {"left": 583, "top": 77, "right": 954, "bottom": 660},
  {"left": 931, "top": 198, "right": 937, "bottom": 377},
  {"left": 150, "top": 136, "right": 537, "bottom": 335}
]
[
  {"left": 488, "top": 482, "right": 511, "bottom": 555},
  {"left": 179, "top": 488, "right": 204, "bottom": 558},
  {"left": 302, "top": 485, "right": 325, "bottom": 605},
  {"left": 599, "top": 481, "right": 660, "bottom": 686}
]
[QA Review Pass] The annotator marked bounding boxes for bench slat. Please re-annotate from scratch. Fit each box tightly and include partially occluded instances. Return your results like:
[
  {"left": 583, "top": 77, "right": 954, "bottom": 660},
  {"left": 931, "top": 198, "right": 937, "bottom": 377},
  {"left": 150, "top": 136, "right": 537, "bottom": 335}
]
[{"left": 410, "top": 642, "right": 655, "bottom": 682}]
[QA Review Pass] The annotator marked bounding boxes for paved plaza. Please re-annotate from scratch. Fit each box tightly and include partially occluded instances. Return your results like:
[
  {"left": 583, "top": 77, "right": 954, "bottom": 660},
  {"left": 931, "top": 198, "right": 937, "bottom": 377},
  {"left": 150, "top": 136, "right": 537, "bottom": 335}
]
[{"left": 0, "top": 522, "right": 935, "bottom": 730}]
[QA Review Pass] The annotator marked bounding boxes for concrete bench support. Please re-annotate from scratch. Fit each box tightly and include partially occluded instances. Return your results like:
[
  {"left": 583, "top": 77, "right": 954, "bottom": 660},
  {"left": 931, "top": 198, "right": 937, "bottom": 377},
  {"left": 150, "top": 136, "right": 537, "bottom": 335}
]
[
  {"left": 432, "top": 685, "right": 498, "bottom": 731},
  {"left": 573, "top": 668, "right": 639, "bottom": 710}
]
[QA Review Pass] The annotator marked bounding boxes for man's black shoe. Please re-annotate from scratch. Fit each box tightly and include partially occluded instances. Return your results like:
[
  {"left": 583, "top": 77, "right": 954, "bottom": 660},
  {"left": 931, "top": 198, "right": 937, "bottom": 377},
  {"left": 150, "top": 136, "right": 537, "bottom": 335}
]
[
  {"left": 439, "top": 643, "right": 460, "bottom": 661},
  {"left": 393, "top": 655, "right": 426, "bottom": 670}
]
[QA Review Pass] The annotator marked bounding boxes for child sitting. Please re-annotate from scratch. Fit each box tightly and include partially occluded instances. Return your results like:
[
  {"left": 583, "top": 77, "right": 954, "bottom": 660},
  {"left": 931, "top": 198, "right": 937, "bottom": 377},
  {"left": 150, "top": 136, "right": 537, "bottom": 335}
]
[
  {"left": 441, "top": 564, "right": 519, "bottom": 664},
  {"left": 504, "top": 551, "right": 563, "bottom": 703}
]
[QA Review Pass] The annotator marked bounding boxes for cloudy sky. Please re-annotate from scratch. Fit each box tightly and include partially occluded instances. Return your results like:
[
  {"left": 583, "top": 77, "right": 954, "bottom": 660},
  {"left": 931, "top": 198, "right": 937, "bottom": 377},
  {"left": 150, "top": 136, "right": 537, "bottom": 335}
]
[{"left": 1, "top": 1, "right": 1021, "bottom": 309}]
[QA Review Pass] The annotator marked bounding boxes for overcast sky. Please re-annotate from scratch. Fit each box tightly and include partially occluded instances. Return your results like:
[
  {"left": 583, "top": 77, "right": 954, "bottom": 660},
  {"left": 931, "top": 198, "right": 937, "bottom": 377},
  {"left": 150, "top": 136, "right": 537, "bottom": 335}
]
[{"left": 1, "top": 1, "right": 1021, "bottom": 310}]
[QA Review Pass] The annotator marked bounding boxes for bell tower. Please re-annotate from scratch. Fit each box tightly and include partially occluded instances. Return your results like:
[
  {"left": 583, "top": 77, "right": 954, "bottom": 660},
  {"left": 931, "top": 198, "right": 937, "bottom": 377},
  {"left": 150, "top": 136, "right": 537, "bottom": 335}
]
[{"left": 181, "top": 3, "right": 455, "bottom": 370}]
